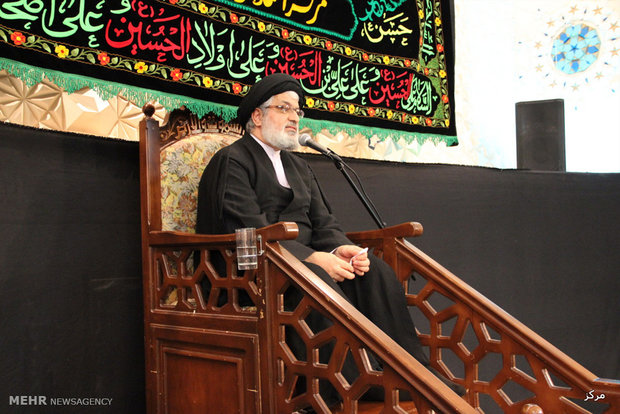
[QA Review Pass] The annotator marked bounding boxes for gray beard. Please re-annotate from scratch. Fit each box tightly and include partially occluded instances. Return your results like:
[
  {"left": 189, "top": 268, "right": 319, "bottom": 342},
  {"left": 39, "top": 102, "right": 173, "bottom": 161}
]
[
  {"left": 269, "top": 136, "right": 299, "bottom": 151},
  {"left": 262, "top": 126, "right": 299, "bottom": 151}
]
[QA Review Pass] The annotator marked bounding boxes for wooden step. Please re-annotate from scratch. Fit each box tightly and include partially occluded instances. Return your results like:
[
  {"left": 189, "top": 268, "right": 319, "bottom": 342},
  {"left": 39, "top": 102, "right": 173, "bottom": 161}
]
[{"left": 332, "top": 401, "right": 417, "bottom": 413}]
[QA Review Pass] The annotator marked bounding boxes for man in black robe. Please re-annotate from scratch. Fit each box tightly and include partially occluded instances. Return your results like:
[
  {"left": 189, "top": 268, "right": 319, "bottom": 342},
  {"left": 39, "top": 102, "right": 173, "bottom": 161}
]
[{"left": 196, "top": 73, "right": 465, "bottom": 405}]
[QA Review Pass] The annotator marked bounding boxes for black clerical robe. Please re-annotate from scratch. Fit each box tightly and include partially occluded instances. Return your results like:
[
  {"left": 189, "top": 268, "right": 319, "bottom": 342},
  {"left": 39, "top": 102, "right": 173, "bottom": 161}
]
[
  {"left": 196, "top": 133, "right": 351, "bottom": 260},
  {"left": 194, "top": 132, "right": 453, "bottom": 402}
]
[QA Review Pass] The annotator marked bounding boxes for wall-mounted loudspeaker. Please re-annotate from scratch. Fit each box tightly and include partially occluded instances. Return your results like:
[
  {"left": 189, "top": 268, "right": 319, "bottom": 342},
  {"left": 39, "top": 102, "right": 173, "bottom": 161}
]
[{"left": 516, "top": 99, "right": 565, "bottom": 171}]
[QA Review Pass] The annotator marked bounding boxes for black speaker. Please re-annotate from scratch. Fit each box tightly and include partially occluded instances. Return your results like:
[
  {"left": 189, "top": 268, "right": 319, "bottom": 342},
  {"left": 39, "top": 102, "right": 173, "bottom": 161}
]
[{"left": 516, "top": 99, "right": 565, "bottom": 171}]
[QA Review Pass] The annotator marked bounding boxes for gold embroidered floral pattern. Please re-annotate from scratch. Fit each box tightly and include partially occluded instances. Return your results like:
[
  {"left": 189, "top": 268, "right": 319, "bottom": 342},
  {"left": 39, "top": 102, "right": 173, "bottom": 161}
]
[{"left": 160, "top": 134, "right": 237, "bottom": 232}]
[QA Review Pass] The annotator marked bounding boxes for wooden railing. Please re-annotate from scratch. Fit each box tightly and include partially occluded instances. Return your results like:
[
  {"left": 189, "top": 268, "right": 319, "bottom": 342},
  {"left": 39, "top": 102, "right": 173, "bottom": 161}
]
[
  {"left": 263, "top": 234, "right": 474, "bottom": 413},
  {"left": 348, "top": 223, "right": 620, "bottom": 413},
  {"left": 143, "top": 222, "right": 474, "bottom": 413},
  {"left": 143, "top": 220, "right": 619, "bottom": 413}
]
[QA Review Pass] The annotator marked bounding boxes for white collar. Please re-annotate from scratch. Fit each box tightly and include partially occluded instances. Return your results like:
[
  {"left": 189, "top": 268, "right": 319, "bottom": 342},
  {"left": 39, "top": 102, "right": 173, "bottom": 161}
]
[
  {"left": 251, "top": 134, "right": 280, "bottom": 157},
  {"left": 251, "top": 134, "right": 291, "bottom": 188}
]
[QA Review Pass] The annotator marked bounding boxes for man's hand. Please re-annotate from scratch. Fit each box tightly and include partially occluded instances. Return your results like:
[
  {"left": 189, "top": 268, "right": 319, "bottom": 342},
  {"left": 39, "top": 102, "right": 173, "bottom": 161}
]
[
  {"left": 306, "top": 245, "right": 370, "bottom": 282},
  {"left": 334, "top": 245, "right": 370, "bottom": 276},
  {"left": 306, "top": 251, "right": 355, "bottom": 282}
]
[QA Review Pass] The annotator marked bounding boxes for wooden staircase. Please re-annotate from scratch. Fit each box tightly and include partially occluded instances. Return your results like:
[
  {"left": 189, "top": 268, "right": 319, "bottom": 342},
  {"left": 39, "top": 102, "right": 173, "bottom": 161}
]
[{"left": 139, "top": 108, "right": 619, "bottom": 413}]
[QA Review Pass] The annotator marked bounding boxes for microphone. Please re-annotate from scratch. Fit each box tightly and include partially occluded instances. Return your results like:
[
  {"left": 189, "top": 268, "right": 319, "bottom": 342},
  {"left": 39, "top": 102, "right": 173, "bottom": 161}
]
[
  {"left": 298, "top": 134, "right": 385, "bottom": 228},
  {"left": 298, "top": 133, "right": 342, "bottom": 161}
]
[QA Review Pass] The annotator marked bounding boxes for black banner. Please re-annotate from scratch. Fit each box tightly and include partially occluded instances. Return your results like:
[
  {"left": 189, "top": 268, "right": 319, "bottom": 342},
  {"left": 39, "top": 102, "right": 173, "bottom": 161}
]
[{"left": 0, "top": 0, "right": 456, "bottom": 139}]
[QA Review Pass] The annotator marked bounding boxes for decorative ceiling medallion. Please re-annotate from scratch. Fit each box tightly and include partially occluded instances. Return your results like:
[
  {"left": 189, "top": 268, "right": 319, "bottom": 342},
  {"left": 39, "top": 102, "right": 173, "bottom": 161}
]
[{"left": 551, "top": 23, "right": 601, "bottom": 74}]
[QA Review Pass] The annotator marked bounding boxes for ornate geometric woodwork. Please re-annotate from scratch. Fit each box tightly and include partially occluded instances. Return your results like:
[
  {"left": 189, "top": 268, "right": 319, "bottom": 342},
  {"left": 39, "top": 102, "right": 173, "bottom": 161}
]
[{"left": 347, "top": 228, "right": 620, "bottom": 413}]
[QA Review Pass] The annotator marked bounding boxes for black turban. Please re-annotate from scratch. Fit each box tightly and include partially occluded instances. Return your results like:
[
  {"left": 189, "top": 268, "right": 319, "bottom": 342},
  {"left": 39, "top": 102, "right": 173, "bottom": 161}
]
[{"left": 236, "top": 73, "right": 304, "bottom": 126}]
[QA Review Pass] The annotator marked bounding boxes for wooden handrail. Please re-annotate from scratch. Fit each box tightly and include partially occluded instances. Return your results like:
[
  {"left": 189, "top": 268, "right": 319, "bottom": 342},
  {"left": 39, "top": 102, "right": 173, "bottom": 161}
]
[
  {"left": 148, "top": 221, "right": 299, "bottom": 246},
  {"left": 344, "top": 227, "right": 620, "bottom": 412},
  {"left": 399, "top": 239, "right": 606, "bottom": 388},
  {"left": 346, "top": 221, "right": 423, "bottom": 240}
]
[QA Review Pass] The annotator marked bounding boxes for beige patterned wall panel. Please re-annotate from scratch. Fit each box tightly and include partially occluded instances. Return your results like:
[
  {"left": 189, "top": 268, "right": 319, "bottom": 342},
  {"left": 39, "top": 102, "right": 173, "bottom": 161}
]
[
  {"left": 0, "top": 70, "right": 167, "bottom": 140},
  {"left": 0, "top": 70, "right": 481, "bottom": 165}
]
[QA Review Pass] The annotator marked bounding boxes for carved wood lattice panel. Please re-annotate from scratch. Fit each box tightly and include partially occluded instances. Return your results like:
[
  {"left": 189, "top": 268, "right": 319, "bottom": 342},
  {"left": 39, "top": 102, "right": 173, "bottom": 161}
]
[
  {"left": 154, "top": 246, "right": 259, "bottom": 315},
  {"left": 396, "top": 247, "right": 614, "bottom": 414},
  {"left": 269, "top": 262, "right": 445, "bottom": 414}
]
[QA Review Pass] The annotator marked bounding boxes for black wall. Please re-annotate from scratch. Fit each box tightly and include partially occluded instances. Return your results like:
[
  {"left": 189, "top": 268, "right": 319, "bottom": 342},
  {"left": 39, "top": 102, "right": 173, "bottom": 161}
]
[
  {"left": 307, "top": 154, "right": 620, "bottom": 383},
  {"left": 1, "top": 124, "right": 618, "bottom": 413},
  {"left": 0, "top": 124, "right": 144, "bottom": 413}
]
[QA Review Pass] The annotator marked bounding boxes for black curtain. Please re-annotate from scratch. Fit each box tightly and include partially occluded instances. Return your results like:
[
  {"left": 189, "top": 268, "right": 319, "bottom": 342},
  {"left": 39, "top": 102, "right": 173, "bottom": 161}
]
[{"left": 0, "top": 123, "right": 144, "bottom": 413}]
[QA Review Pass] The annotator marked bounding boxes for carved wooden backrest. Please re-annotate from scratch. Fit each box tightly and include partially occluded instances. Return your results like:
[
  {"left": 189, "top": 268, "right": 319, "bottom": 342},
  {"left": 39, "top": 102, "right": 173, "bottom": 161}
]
[{"left": 140, "top": 107, "right": 271, "bottom": 414}]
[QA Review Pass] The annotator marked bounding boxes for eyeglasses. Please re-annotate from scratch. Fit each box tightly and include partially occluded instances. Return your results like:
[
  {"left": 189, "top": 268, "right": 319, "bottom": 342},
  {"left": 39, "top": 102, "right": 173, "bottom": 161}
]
[{"left": 262, "top": 104, "right": 305, "bottom": 118}]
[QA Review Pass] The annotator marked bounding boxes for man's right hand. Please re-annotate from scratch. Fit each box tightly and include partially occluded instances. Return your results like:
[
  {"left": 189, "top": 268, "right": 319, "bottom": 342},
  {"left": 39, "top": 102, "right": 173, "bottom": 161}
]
[{"left": 305, "top": 251, "right": 356, "bottom": 282}]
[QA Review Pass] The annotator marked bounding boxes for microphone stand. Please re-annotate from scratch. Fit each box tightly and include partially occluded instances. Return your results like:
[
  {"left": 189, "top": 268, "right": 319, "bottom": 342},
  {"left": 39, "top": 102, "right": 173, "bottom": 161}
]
[{"left": 326, "top": 151, "right": 386, "bottom": 229}]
